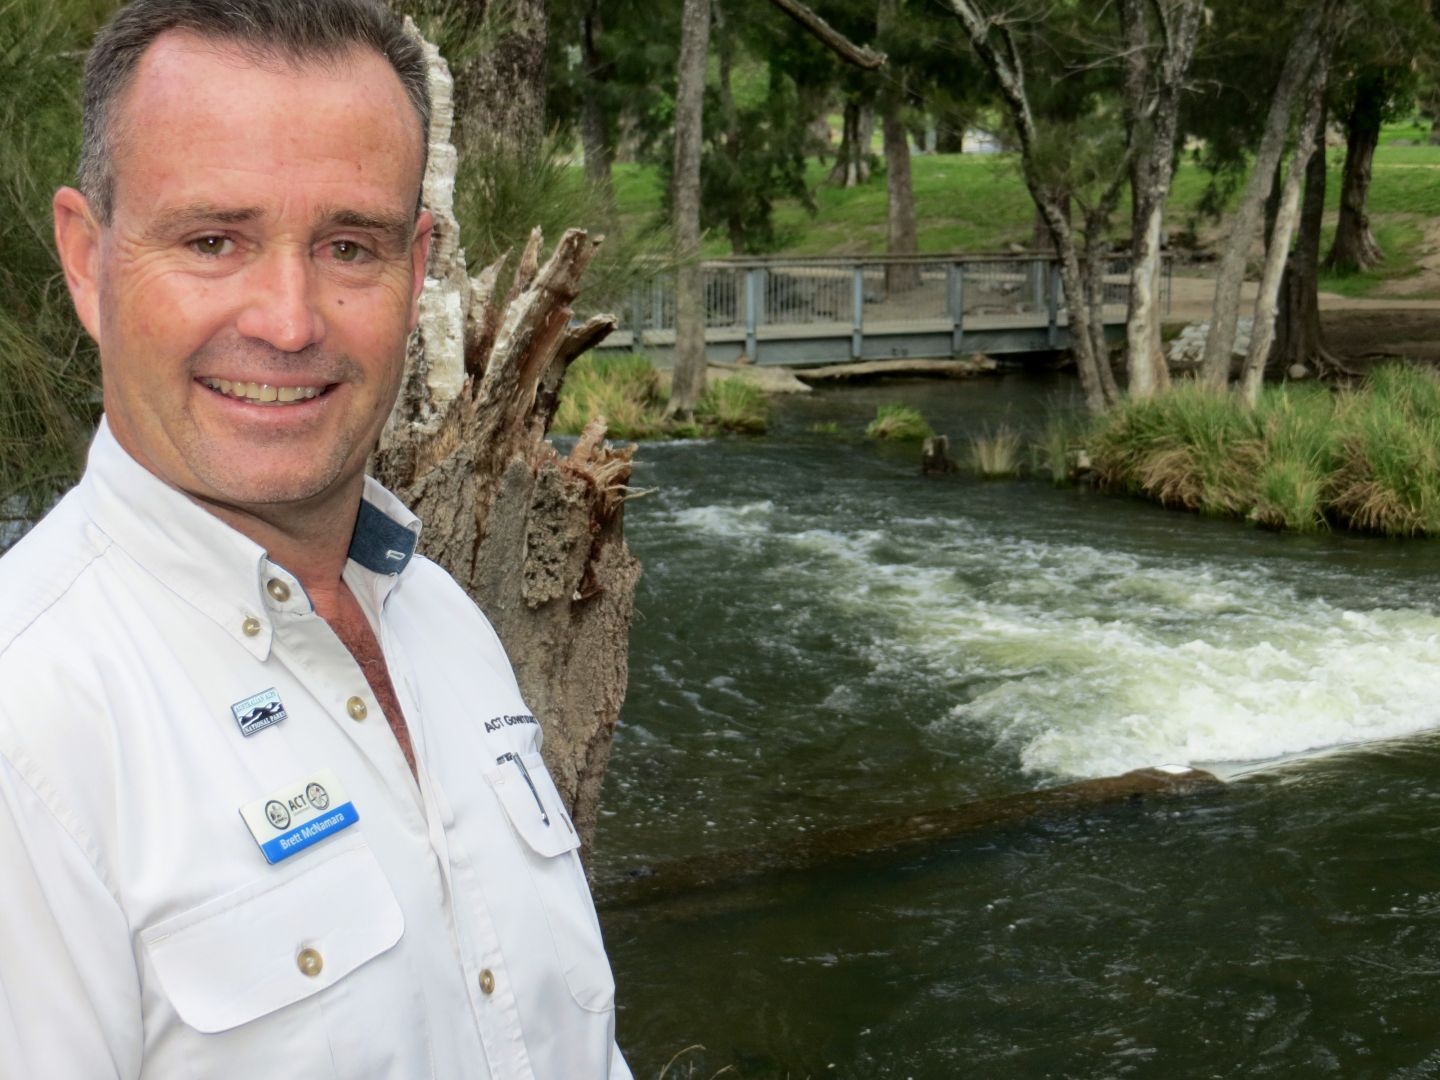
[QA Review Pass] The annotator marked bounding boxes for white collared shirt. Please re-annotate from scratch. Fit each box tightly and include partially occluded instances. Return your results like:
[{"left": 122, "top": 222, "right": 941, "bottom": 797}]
[{"left": 0, "top": 422, "right": 632, "bottom": 1080}]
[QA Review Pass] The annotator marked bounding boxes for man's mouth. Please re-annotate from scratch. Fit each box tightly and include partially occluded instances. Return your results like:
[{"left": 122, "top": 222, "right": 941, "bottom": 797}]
[{"left": 199, "top": 377, "right": 328, "bottom": 405}]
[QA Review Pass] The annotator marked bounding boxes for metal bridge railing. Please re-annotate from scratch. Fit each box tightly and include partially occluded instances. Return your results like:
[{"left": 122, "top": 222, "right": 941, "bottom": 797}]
[{"left": 608, "top": 253, "right": 1172, "bottom": 359}]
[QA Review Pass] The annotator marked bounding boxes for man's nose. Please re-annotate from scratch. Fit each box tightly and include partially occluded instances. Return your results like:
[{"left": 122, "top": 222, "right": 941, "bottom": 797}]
[{"left": 235, "top": 249, "right": 325, "bottom": 352}]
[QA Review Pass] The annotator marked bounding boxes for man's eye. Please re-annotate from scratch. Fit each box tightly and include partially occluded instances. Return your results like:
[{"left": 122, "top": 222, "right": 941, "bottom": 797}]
[
  {"left": 331, "top": 240, "right": 369, "bottom": 263},
  {"left": 190, "top": 235, "right": 232, "bottom": 257}
]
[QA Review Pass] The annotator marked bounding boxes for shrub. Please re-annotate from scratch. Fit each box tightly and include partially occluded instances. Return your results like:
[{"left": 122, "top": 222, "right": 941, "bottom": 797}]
[{"left": 865, "top": 404, "right": 934, "bottom": 441}]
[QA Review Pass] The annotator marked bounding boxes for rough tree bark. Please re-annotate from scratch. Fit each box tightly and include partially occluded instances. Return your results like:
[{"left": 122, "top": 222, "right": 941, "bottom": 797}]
[
  {"left": 1239, "top": 44, "right": 1334, "bottom": 408},
  {"left": 879, "top": 0, "right": 919, "bottom": 293},
  {"left": 667, "top": 0, "right": 712, "bottom": 417},
  {"left": 448, "top": 0, "right": 549, "bottom": 158},
  {"left": 1199, "top": 3, "right": 1328, "bottom": 389},
  {"left": 1120, "top": 0, "right": 1204, "bottom": 399},
  {"left": 1326, "top": 71, "right": 1386, "bottom": 273},
  {"left": 947, "top": 0, "right": 1119, "bottom": 414},
  {"left": 1272, "top": 108, "right": 1346, "bottom": 380},
  {"left": 374, "top": 29, "right": 639, "bottom": 847}
]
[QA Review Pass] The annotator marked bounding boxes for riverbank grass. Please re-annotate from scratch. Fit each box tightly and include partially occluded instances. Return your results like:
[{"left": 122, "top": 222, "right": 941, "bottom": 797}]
[
  {"left": 551, "top": 354, "right": 769, "bottom": 439},
  {"left": 1088, "top": 363, "right": 1440, "bottom": 536}
]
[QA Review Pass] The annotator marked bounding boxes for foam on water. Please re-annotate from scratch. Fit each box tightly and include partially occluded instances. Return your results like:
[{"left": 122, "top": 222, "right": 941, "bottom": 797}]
[{"left": 659, "top": 499, "right": 1440, "bottom": 779}]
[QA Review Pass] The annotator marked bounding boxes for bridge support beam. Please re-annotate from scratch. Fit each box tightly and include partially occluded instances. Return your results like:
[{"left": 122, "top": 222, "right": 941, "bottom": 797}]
[{"left": 851, "top": 266, "right": 865, "bottom": 359}]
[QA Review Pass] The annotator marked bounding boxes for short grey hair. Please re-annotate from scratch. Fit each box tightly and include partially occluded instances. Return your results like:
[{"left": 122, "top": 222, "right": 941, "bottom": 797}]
[{"left": 79, "top": 0, "right": 430, "bottom": 224}]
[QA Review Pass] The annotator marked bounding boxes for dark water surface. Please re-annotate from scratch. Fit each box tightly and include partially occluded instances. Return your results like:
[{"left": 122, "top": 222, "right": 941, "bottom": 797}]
[{"left": 592, "top": 373, "right": 1440, "bottom": 1079}]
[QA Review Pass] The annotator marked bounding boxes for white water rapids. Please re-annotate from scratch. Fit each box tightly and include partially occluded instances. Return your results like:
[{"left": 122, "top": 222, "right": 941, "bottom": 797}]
[{"left": 668, "top": 498, "right": 1440, "bottom": 780}]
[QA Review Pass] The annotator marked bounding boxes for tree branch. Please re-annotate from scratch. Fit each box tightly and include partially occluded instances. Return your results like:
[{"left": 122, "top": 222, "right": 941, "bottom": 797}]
[{"left": 767, "top": 0, "right": 887, "bottom": 69}]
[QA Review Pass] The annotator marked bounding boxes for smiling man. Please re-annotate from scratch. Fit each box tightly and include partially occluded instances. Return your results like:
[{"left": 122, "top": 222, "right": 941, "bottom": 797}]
[{"left": 0, "top": 1, "right": 629, "bottom": 1077}]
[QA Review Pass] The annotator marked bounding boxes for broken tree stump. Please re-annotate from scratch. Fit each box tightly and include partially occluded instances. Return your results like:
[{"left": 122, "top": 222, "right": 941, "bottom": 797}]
[{"left": 372, "top": 26, "right": 638, "bottom": 848}]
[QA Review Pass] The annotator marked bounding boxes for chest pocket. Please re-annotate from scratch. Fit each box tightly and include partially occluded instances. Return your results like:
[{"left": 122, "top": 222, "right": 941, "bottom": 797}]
[
  {"left": 139, "top": 837, "right": 403, "bottom": 1067},
  {"left": 488, "top": 751, "right": 616, "bottom": 1013}
]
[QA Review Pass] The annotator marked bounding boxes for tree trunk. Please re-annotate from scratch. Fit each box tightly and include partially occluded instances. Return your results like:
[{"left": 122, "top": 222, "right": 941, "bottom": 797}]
[
  {"left": 578, "top": 1, "right": 616, "bottom": 217},
  {"left": 946, "top": 0, "right": 1116, "bottom": 413},
  {"left": 1326, "top": 72, "right": 1385, "bottom": 273},
  {"left": 1199, "top": 3, "right": 1327, "bottom": 389},
  {"left": 828, "top": 101, "right": 874, "bottom": 186},
  {"left": 1120, "top": 0, "right": 1202, "bottom": 399},
  {"left": 668, "top": 0, "right": 711, "bottom": 416},
  {"left": 376, "top": 28, "right": 638, "bottom": 849},
  {"left": 1239, "top": 53, "right": 1332, "bottom": 408},
  {"left": 1273, "top": 106, "right": 1348, "bottom": 380},
  {"left": 878, "top": 0, "right": 919, "bottom": 295},
  {"left": 449, "top": 0, "right": 549, "bottom": 158}
]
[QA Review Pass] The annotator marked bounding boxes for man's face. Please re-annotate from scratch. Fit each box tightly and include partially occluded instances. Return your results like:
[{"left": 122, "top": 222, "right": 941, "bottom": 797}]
[{"left": 58, "top": 32, "right": 431, "bottom": 514}]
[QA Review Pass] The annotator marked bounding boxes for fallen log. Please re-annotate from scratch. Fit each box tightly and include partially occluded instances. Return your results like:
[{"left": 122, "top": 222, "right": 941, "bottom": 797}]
[
  {"left": 596, "top": 765, "right": 1221, "bottom": 911},
  {"left": 789, "top": 356, "right": 998, "bottom": 382}
]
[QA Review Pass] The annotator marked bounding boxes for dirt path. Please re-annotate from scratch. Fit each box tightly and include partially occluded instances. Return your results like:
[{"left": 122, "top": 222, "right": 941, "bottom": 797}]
[{"left": 1166, "top": 268, "right": 1440, "bottom": 365}]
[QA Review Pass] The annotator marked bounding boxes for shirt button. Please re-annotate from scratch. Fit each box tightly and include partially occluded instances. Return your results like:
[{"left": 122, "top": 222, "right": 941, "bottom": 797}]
[
  {"left": 296, "top": 948, "right": 324, "bottom": 978},
  {"left": 346, "top": 696, "right": 368, "bottom": 721},
  {"left": 478, "top": 969, "right": 496, "bottom": 995},
  {"left": 242, "top": 617, "right": 262, "bottom": 637},
  {"left": 266, "top": 578, "right": 291, "bottom": 603}
]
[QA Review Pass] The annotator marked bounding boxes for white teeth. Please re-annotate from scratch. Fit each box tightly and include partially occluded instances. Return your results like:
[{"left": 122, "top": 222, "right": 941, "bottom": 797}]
[{"left": 201, "top": 377, "right": 324, "bottom": 405}]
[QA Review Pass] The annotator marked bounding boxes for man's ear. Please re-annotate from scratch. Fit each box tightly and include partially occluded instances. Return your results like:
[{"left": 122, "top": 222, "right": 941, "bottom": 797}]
[
  {"left": 407, "top": 208, "right": 434, "bottom": 333},
  {"left": 53, "top": 186, "right": 103, "bottom": 343}
]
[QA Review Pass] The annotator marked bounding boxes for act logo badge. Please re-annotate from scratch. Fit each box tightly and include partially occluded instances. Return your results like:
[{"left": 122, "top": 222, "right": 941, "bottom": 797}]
[
  {"left": 239, "top": 769, "right": 358, "bottom": 865},
  {"left": 231, "top": 688, "right": 288, "bottom": 737}
]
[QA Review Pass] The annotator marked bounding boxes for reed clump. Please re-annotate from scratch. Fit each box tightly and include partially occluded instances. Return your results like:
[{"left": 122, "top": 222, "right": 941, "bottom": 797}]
[
  {"left": 969, "top": 424, "right": 1024, "bottom": 478},
  {"left": 1087, "top": 363, "right": 1440, "bottom": 536},
  {"left": 865, "top": 404, "right": 935, "bottom": 441}
]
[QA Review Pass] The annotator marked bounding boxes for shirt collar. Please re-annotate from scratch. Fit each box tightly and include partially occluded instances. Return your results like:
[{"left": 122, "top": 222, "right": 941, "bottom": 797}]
[{"left": 77, "top": 419, "right": 422, "bottom": 659}]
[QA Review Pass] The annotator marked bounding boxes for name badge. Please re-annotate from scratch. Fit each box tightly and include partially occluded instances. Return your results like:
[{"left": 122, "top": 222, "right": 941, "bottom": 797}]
[{"left": 239, "top": 769, "right": 358, "bottom": 865}]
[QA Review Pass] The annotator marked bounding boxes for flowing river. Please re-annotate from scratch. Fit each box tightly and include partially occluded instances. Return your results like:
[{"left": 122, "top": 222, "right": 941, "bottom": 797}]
[{"left": 591, "top": 372, "right": 1440, "bottom": 1078}]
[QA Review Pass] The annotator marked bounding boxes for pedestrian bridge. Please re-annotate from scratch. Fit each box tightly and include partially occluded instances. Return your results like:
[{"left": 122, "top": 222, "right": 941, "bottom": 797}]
[{"left": 591, "top": 253, "right": 1171, "bottom": 367}]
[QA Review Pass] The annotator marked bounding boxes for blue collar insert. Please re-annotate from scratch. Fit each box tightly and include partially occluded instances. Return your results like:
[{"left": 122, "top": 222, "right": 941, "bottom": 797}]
[{"left": 347, "top": 499, "right": 418, "bottom": 575}]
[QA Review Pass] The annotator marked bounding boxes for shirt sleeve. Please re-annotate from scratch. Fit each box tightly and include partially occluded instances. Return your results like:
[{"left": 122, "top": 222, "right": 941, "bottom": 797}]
[{"left": 0, "top": 751, "right": 142, "bottom": 1079}]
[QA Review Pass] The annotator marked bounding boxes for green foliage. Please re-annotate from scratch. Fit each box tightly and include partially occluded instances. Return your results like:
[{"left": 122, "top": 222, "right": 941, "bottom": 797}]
[
  {"left": 1087, "top": 365, "right": 1440, "bottom": 536},
  {"left": 968, "top": 425, "right": 1023, "bottom": 479},
  {"left": 695, "top": 377, "right": 770, "bottom": 433},
  {"left": 0, "top": 0, "right": 110, "bottom": 529},
  {"left": 865, "top": 404, "right": 934, "bottom": 442},
  {"left": 453, "top": 136, "right": 672, "bottom": 315}
]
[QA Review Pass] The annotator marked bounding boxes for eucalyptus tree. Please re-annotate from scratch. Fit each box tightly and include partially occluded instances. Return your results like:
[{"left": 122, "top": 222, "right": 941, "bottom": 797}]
[
  {"left": 946, "top": 0, "right": 1204, "bottom": 413},
  {"left": 1196, "top": 0, "right": 1343, "bottom": 392}
]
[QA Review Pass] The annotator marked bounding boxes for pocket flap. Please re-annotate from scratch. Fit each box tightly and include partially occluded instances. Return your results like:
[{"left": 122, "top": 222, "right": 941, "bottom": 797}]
[
  {"left": 490, "top": 751, "right": 580, "bottom": 858},
  {"left": 140, "top": 841, "right": 403, "bottom": 1033}
]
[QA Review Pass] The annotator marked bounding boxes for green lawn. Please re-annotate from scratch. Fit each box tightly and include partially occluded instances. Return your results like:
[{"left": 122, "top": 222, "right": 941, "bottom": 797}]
[{"left": 612, "top": 123, "right": 1440, "bottom": 297}]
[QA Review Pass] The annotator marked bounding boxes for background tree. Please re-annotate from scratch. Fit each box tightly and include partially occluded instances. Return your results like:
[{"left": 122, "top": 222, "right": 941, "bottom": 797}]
[{"left": 1196, "top": 0, "right": 1335, "bottom": 389}]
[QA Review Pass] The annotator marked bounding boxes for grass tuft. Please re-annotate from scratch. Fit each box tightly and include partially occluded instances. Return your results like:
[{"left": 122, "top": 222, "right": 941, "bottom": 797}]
[
  {"left": 969, "top": 424, "right": 1024, "bottom": 478},
  {"left": 696, "top": 377, "right": 770, "bottom": 433},
  {"left": 865, "top": 404, "right": 935, "bottom": 441}
]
